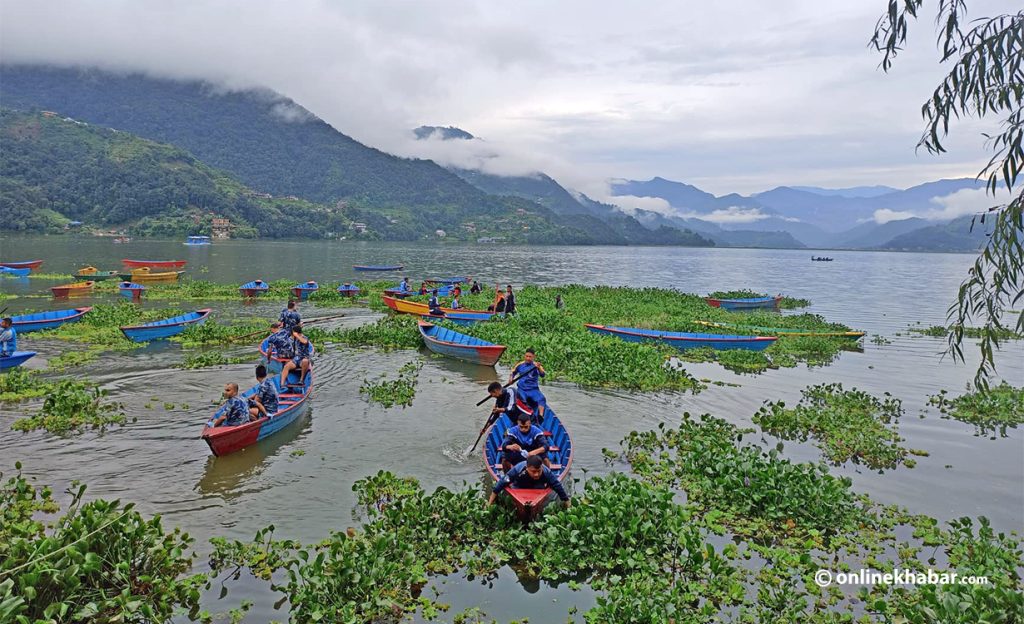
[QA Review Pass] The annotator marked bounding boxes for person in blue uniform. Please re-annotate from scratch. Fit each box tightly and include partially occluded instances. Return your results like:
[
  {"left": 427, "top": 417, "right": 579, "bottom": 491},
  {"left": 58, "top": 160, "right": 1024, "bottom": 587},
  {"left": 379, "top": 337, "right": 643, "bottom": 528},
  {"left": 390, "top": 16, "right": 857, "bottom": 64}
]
[
  {"left": 487, "top": 455, "right": 570, "bottom": 507},
  {"left": 399, "top": 277, "right": 411, "bottom": 293},
  {"left": 248, "top": 364, "right": 279, "bottom": 419},
  {"left": 280, "top": 301, "right": 302, "bottom": 332},
  {"left": 501, "top": 412, "right": 551, "bottom": 472},
  {"left": 266, "top": 322, "right": 295, "bottom": 361},
  {"left": 280, "top": 324, "right": 312, "bottom": 386},
  {"left": 487, "top": 382, "right": 533, "bottom": 424},
  {"left": 0, "top": 317, "right": 16, "bottom": 357},
  {"left": 510, "top": 349, "right": 546, "bottom": 422},
  {"left": 212, "top": 383, "right": 252, "bottom": 427},
  {"left": 428, "top": 289, "right": 445, "bottom": 316}
]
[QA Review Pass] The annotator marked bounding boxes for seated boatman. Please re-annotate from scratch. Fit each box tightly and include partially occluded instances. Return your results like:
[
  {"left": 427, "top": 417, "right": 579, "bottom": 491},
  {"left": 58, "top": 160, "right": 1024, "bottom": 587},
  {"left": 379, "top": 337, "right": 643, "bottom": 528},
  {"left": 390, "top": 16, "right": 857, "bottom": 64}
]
[
  {"left": 487, "top": 455, "right": 570, "bottom": 508},
  {"left": 399, "top": 276, "right": 411, "bottom": 293},
  {"left": 501, "top": 412, "right": 551, "bottom": 472},
  {"left": 280, "top": 300, "right": 302, "bottom": 332},
  {"left": 510, "top": 348, "right": 547, "bottom": 422},
  {"left": 428, "top": 289, "right": 446, "bottom": 316},
  {"left": 280, "top": 324, "right": 312, "bottom": 387},
  {"left": 487, "top": 381, "right": 534, "bottom": 425},
  {"left": 0, "top": 317, "right": 16, "bottom": 358},
  {"left": 248, "top": 364, "right": 279, "bottom": 419},
  {"left": 212, "top": 383, "right": 252, "bottom": 427}
]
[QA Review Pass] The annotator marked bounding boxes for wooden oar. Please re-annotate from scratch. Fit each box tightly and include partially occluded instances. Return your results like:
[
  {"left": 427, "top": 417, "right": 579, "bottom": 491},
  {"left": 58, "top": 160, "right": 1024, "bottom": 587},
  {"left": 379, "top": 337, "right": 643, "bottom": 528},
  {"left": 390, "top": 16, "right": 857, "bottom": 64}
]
[
  {"left": 301, "top": 312, "right": 347, "bottom": 326},
  {"left": 474, "top": 364, "right": 536, "bottom": 406},
  {"left": 465, "top": 365, "right": 537, "bottom": 455}
]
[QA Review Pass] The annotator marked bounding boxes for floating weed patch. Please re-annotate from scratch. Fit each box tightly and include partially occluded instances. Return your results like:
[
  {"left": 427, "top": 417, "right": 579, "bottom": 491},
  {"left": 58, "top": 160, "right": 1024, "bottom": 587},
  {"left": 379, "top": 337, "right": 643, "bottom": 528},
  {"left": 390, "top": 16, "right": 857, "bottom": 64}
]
[
  {"left": 176, "top": 352, "right": 252, "bottom": 369},
  {"left": 173, "top": 319, "right": 269, "bottom": 347},
  {"left": 754, "top": 383, "right": 915, "bottom": 470},
  {"left": 329, "top": 314, "right": 422, "bottom": 350},
  {"left": 35, "top": 301, "right": 180, "bottom": 349},
  {"left": 909, "top": 324, "right": 1023, "bottom": 340},
  {"left": 360, "top": 360, "right": 422, "bottom": 408},
  {"left": 45, "top": 346, "right": 105, "bottom": 371},
  {"left": 10, "top": 379, "right": 125, "bottom": 435},
  {"left": 929, "top": 383, "right": 1024, "bottom": 437},
  {"left": 0, "top": 368, "right": 50, "bottom": 402}
]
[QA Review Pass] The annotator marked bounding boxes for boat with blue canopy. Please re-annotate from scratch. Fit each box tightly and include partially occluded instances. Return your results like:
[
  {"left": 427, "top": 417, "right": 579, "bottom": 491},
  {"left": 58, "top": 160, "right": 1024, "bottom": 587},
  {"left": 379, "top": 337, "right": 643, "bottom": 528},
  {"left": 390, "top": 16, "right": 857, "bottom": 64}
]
[
  {"left": 240, "top": 280, "right": 270, "bottom": 297},
  {"left": 336, "top": 283, "right": 360, "bottom": 297},
  {"left": 291, "top": 281, "right": 319, "bottom": 300},
  {"left": 585, "top": 324, "right": 777, "bottom": 351},
  {"left": 11, "top": 307, "right": 92, "bottom": 333},
  {"left": 120, "top": 309, "right": 212, "bottom": 342}
]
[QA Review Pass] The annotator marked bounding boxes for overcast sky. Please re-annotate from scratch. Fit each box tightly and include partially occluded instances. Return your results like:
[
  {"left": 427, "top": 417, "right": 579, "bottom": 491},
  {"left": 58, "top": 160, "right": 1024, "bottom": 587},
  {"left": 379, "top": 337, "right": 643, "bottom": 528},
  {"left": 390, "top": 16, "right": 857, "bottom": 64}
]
[{"left": 0, "top": 0, "right": 1006, "bottom": 200}]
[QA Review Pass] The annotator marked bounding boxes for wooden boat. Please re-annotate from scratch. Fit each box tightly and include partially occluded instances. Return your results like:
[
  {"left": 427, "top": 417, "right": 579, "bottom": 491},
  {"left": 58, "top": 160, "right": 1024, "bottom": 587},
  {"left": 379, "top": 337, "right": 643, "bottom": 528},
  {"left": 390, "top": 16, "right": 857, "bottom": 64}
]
[
  {"left": 240, "top": 280, "right": 270, "bottom": 297},
  {"left": 336, "top": 283, "right": 360, "bottom": 297},
  {"left": 383, "top": 295, "right": 492, "bottom": 316},
  {"left": 117, "top": 268, "right": 185, "bottom": 283},
  {"left": 0, "top": 351, "right": 37, "bottom": 371},
  {"left": 425, "top": 277, "right": 467, "bottom": 286},
  {"left": 705, "top": 295, "right": 781, "bottom": 311},
  {"left": 11, "top": 307, "right": 92, "bottom": 333},
  {"left": 353, "top": 264, "right": 404, "bottom": 271},
  {"left": 811, "top": 257, "right": 833, "bottom": 262},
  {"left": 259, "top": 335, "right": 317, "bottom": 374},
  {"left": 0, "top": 260, "right": 43, "bottom": 270},
  {"left": 0, "top": 266, "right": 31, "bottom": 277},
  {"left": 419, "top": 310, "right": 495, "bottom": 326},
  {"left": 122, "top": 259, "right": 187, "bottom": 269},
  {"left": 484, "top": 403, "right": 573, "bottom": 520},
  {"left": 585, "top": 323, "right": 777, "bottom": 351},
  {"left": 118, "top": 281, "right": 146, "bottom": 299},
  {"left": 291, "top": 281, "right": 319, "bottom": 300},
  {"left": 695, "top": 320, "right": 865, "bottom": 341},
  {"left": 51, "top": 281, "right": 95, "bottom": 297},
  {"left": 201, "top": 367, "right": 313, "bottom": 457},
  {"left": 418, "top": 321, "right": 506, "bottom": 365},
  {"left": 120, "top": 309, "right": 211, "bottom": 342},
  {"left": 184, "top": 236, "right": 212, "bottom": 246},
  {"left": 73, "top": 266, "right": 118, "bottom": 281}
]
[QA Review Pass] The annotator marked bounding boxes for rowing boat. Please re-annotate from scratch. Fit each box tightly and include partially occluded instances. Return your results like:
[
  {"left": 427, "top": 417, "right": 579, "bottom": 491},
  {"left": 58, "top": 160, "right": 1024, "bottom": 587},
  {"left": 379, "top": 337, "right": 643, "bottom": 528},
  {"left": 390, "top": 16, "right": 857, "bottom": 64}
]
[
  {"left": 0, "top": 352, "right": 36, "bottom": 371},
  {"left": 201, "top": 368, "right": 313, "bottom": 457},
  {"left": 117, "top": 268, "right": 185, "bottom": 283},
  {"left": 122, "top": 259, "right": 187, "bottom": 269},
  {"left": 336, "top": 283, "right": 360, "bottom": 297},
  {"left": 705, "top": 295, "right": 781, "bottom": 311},
  {"left": 11, "top": 307, "right": 92, "bottom": 333},
  {"left": 695, "top": 320, "right": 865, "bottom": 341},
  {"left": 418, "top": 310, "right": 495, "bottom": 326},
  {"left": 418, "top": 321, "right": 506, "bottom": 365},
  {"left": 0, "top": 260, "right": 43, "bottom": 270},
  {"left": 118, "top": 281, "right": 146, "bottom": 299},
  {"left": 484, "top": 403, "right": 573, "bottom": 520},
  {"left": 120, "top": 309, "right": 211, "bottom": 342},
  {"left": 51, "top": 281, "right": 95, "bottom": 297},
  {"left": 259, "top": 335, "right": 317, "bottom": 374},
  {"left": 291, "top": 281, "right": 319, "bottom": 300},
  {"left": 353, "top": 264, "right": 403, "bottom": 271},
  {"left": 240, "top": 280, "right": 270, "bottom": 297},
  {"left": 0, "top": 266, "right": 31, "bottom": 277},
  {"left": 73, "top": 266, "right": 118, "bottom": 281},
  {"left": 585, "top": 323, "right": 777, "bottom": 351},
  {"left": 382, "top": 295, "right": 492, "bottom": 316}
]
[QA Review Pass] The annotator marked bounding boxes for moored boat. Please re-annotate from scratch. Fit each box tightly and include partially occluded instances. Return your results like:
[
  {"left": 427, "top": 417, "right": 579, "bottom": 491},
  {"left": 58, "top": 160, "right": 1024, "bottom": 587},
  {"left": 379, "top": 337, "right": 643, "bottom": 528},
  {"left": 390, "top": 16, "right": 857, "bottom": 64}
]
[
  {"left": 240, "top": 280, "right": 270, "bottom": 297},
  {"left": 418, "top": 321, "right": 506, "bottom": 365},
  {"left": 585, "top": 324, "right": 777, "bottom": 351},
  {"left": 382, "top": 295, "right": 492, "bottom": 316},
  {"left": 695, "top": 320, "right": 865, "bottom": 341},
  {"left": 0, "top": 266, "right": 31, "bottom": 277},
  {"left": 0, "top": 260, "right": 44, "bottom": 270},
  {"left": 484, "top": 404, "right": 573, "bottom": 520},
  {"left": 0, "top": 351, "right": 37, "bottom": 371},
  {"left": 184, "top": 236, "right": 212, "bottom": 246},
  {"left": 425, "top": 276, "right": 467, "bottom": 286},
  {"left": 291, "top": 281, "right": 319, "bottom": 300},
  {"left": 259, "top": 335, "right": 317, "bottom": 374},
  {"left": 201, "top": 367, "right": 313, "bottom": 456},
  {"left": 122, "top": 259, "right": 187, "bottom": 269},
  {"left": 705, "top": 295, "right": 781, "bottom": 311},
  {"left": 51, "top": 281, "right": 95, "bottom": 297},
  {"left": 353, "top": 264, "right": 404, "bottom": 271},
  {"left": 11, "top": 307, "right": 92, "bottom": 333},
  {"left": 73, "top": 266, "right": 118, "bottom": 281},
  {"left": 118, "top": 281, "right": 146, "bottom": 299},
  {"left": 117, "top": 268, "right": 185, "bottom": 283},
  {"left": 336, "top": 283, "right": 360, "bottom": 297},
  {"left": 120, "top": 309, "right": 212, "bottom": 342},
  {"left": 418, "top": 310, "right": 495, "bottom": 326}
]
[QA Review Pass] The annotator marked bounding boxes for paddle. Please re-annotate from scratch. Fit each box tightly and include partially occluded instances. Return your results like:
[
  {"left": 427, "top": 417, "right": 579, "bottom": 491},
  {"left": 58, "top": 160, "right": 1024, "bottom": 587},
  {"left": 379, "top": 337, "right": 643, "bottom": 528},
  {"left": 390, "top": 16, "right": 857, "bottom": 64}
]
[
  {"left": 474, "top": 364, "right": 536, "bottom": 407},
  {"left": 465, "top": 364, "right": 538, "bottom": 456}
]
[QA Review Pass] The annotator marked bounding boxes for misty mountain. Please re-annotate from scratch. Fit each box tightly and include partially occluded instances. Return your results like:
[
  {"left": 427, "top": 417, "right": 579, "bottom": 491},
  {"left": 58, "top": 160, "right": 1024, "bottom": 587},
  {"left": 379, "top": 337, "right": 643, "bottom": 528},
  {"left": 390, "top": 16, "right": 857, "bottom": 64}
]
[
  {"left": 414, "top": 125, "right": 475, "bottom": 140},
  {"left": 829, "top": 217, "right": 929, "bottom": 249},
  {"left": 630, "top": 208, "right": 806, "bottom": 249},
  {"left": 790, "top": 185, "right": 899, "bottom": 198},
  {"left": 880, "top": 215, "right": 992, "bottom": 252}
]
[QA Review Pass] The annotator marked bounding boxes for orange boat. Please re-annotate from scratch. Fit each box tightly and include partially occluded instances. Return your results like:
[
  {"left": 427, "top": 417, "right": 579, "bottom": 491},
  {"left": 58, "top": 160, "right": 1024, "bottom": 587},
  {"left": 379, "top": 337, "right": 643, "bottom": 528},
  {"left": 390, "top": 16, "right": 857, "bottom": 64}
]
[
  {"left": 381, "top": 295, "right": 493, "bottom": 317},
  {"left": 122, "top": 259, "right": 187, "bottom": 269},
  {"left": 51, "top": 281, "right": 95, "bottom": 297}
]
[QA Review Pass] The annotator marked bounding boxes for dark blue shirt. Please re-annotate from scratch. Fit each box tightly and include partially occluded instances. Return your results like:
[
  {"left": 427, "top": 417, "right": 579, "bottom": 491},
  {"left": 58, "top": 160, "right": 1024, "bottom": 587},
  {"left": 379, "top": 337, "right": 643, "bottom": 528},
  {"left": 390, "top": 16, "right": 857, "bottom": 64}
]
[
  {"left": 280, "top": 308, "right": 301, "bottom": 331},
  {"left": 251, "top": 378, "right": 279, "bottom": 414},
  {"left": 270, "top": 329, "right": 294, "bottom": 359},
  {"left": 502, "top": 425, "right": 549, "bottom": 463},
  {"left": 0, "top": 326, "right": 16, "bottom": 355},
  {"left": 513, "top": 362, "right": 544, "bottom": 392},
  {"left": 292, "top": 336, "right": 312, "bottom": 360},
  {"left": 492, "top": 461, "right": 569, "bottom": 501},
  {"left": 221, "top": 396, "right": 250, "bottom": 427}
]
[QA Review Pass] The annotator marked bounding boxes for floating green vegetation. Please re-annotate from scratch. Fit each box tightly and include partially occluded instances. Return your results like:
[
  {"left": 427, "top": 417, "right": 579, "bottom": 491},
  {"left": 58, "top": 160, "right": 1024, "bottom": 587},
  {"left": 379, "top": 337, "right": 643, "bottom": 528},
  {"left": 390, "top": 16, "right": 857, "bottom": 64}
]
[
  {"left": 329, "top": 314, "right": 423, "bottom": 350},
  {"left": 908, "top": 324, "right": 1024, "bottom": 340},
  {"left": 0, "top": 368, "right": 50, "bottom": 402},
  {"left": 0, "top": 464, "right": 206, "bottom": 622},
  {"left": 10, "top": 379, "right": 126, "bottom": 435},
  {"left": 173, "top": 319, "right": 270, "bottom": 347},
  {"left": 929, "top": 382, "right": 1024, "bottom": 437},
  {"left": 707, "top": 289, "right": 811, "bottom": 309},
  {"left": 34, "top": 301, "right": 180, "bottom": 349},
  {"left": 45, "top": 346, "right": 105, "bottom": 371},
  {"left": 871, "top": 335, "right": 892, "bottom": 345},
  {"left": 23, "top": 272, "right": 69, "bottom": 280},
  {"left": 754, "top": 384, "right": 915, "bottom": 470},
  {"left": 176, "top": 352, "right": 252, "bottom": 369},
  {"left": 360, "top": 360, "right": 422, "bottom": 408},
  {"left": 78, "top": 277, "right": 390, "bottom": 305}
]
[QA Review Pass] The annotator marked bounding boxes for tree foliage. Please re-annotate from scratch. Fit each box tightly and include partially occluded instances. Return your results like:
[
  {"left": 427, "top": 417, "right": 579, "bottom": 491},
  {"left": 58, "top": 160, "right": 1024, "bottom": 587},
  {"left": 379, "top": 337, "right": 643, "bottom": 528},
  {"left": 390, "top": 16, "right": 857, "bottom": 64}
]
[{"left": 872, "top": 2, "right": 1024, "bottom": 387}]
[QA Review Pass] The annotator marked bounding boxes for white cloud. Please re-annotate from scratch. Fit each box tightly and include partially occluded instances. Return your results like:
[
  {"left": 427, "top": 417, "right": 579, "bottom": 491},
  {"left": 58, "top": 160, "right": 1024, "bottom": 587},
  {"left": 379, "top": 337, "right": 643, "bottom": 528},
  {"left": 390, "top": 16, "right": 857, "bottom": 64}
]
[
  {"left": 602, "top": 194, "right": 675, "bottom": 216},
  {"left": 873, "top": 187, "right": 1012, "bottom": 223},
  {"left": 693, "top": 206, "right": 772, "bottom": 224},
  {"left": 873, "top": 209, "right": 917, "bottom": 224}
]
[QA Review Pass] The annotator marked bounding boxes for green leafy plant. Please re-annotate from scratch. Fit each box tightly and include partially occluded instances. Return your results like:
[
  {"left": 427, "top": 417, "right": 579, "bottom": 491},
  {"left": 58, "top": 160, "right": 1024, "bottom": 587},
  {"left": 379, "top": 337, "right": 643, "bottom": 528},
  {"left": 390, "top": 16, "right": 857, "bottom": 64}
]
[
  {"left": 360, "top": 360, "right": 422, "bottom": 408},
  {"left": 928, "top": 383, "right": 1024, "bottom": 437},
  {"left": 11, "top": 379, "right": 125, "bottom": 434}
]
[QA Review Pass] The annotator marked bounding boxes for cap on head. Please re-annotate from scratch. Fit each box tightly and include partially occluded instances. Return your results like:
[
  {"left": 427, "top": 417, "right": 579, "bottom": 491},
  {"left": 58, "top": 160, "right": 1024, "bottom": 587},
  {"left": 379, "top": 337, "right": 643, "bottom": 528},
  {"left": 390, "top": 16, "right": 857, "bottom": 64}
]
[{"left": 526, "top": 455, "right": 543, "bottom": 468}]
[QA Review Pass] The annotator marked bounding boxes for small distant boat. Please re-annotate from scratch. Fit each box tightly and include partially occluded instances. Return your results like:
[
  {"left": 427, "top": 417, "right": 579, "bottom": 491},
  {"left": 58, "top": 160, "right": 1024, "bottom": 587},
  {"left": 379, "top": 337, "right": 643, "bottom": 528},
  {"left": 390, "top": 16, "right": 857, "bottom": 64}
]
[
  {"left": 383, "top": 295, "right": 492, "bottom": 316},
  {"left": 201, "top": 367, "right": 313, "bottom": 456},
  {"left": 353, "top": 264, "right": 404, "bottom": 271},
  {"left": 418, "top": 321, "right": 506, "bottom": 365},
  {"left": 585, "top": 324, "right": 777, "bottom": 351},
  {"left": 484, "top": 404, "right": 572, "bottom": 520},
  {"left": 259, "top": 335, "right": 317, "bottom": 374},
  {"left": 418, "top": 310, "right": 495, "bottom": 326},
  {"left": 425, "top": 277, "right": 467, "bottom": 286},
  {"left": 122, "top": 259, "right": 187, "bottom": 269},
  {"left": 0, "top": 351, "right": 37, "bottom": 371},
  {"left": 118, "top": 281, "right": 146, "bottom": 299},
  {"left": 291, "top": 281, "right": 319, "bottom": 300},
  {"left": 73, "top": 266, "right": 118, "bottom": 281},
  {"left": 811, "top": 256, "right": 833, "bottom": 262},
  {"left": 184, "top": 235, "right": 212, "bottom": 246},
  {"left": 0, "top": 266, "right": 31, "bottom": 277},
  {"left": 705, "top": 295, "right": 781, "bottom": 311},
  {"left": 51, "top": 281, "right": 95, "bottom": 297},
  {"left": 113, "top": 237, "right": 131, "bottom": 244},
  {"left": 117, "top": 268, "right": 185, "bottom": 283},
  {"left": 336, "top": 283, "right": 360, "bottom": 297},
  {"left": 695, "top": 320, "right": 865, "bottom": 341},
  {"left": 240, "top": 280, "right": 270, "bottom": 297},
  {"left": 120, "top": 309, "right": 212, "bottom": 342},
  {"left": 0, "top": 260, "right": 44, "bottom": 270},
  {"left": 11, "top": 307, "right": 92, "bottom": 333}
]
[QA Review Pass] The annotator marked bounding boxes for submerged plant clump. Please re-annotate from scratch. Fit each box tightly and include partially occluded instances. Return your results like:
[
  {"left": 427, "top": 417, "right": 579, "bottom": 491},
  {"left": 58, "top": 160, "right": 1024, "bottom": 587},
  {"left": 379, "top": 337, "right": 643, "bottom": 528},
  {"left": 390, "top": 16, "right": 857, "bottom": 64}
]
[
  {"left": 928, "top": 382, "right": 1024, "bottom": 437},
  {"left": 360, "top": 359, "right": 423, "bottom": 408},
  {"left": 10, "top": 379, "right": 126, "bottom": 434},
  {"left": 754, "top": 384, "right": 915, "bottom": 469}
]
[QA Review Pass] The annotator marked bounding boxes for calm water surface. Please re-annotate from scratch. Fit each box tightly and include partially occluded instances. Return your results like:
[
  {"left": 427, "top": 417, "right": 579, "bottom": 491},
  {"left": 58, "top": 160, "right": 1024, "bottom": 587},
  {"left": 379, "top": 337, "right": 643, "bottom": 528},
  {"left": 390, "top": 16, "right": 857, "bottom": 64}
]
[{"left": 1, "top": 236, "right": 1022, "bottom": 620}]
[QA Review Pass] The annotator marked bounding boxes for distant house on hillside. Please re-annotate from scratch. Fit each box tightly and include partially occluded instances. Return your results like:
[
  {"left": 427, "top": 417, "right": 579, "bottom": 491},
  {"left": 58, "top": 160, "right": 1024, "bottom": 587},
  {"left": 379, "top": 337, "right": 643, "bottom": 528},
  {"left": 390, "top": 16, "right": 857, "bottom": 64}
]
[
  {"left": 462, "top": 222, "right": 476, "bottom": 232},
  {"left": 352, "top": 222, "right": 367, "bottom": 234},
  {"left": 211, "top": 218, "right": 231, "bottom": 239},
  {"left": 435, "top": 229, "right": 447, "bottom": 238},
  {"left": 41, "top": 111, "right": 57, "bottom": 118}
]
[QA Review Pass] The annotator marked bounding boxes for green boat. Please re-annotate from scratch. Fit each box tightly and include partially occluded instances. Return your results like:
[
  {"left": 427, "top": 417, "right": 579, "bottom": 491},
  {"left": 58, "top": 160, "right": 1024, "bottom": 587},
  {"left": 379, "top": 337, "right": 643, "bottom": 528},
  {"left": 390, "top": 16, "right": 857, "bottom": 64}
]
[
  {"left": 72, "top": 266, "right": 118, "bottom": 281},
  {"left": 695, "top": 320, "right": 865, "bottom": 341}
]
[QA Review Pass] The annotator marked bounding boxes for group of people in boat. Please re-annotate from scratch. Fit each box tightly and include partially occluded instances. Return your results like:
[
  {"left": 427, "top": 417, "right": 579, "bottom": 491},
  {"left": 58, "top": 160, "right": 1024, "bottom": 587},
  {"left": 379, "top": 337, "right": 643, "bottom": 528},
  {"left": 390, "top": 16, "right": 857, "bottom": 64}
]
[{"left": 424, "top": 282, "right": 518, "bottom": 318}]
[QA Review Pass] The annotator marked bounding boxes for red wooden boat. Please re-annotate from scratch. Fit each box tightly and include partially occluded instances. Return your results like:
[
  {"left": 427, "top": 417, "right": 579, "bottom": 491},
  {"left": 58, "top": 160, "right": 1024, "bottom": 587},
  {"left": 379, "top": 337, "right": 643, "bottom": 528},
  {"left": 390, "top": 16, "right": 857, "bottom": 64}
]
[
  {"left": 122, "top": 259, "right": 187, "bottom": 269},
  {"left": 0, "top": 260, "right": 44, "bottom": 270}
]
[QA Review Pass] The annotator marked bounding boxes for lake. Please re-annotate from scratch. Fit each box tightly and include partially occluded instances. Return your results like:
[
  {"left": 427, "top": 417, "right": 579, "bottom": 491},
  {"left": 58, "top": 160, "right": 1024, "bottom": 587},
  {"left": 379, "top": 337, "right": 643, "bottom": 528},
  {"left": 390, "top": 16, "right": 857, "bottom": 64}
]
[{"left": 1, "top": 235, "right": 1022, "bottom": 620}]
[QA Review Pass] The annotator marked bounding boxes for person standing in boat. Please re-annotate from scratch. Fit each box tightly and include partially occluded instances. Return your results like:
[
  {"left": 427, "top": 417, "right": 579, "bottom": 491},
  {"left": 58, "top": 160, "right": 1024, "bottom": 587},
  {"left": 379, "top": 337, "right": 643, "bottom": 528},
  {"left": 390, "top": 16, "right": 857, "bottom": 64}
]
[
  {"left": 280, "top": 301, "right": 301, "bottom": 332},
  {"left": 428, "top": 289, "right": 446, "bottom": 316},
  {"left": 487, "top": 455, "right": 570, "bottom": 508},
  {"left": 248, "top": 364, "right": 279, "bottom": 419},
  {"left": 212, "top": 383, "right": 252, "bottom": 427},
  {"left": 0, "top": 317, "right": 16, "bottom": 357},
  {"left": 510, "top": 348, "right": 546, "bottom": 422},
  {"left": 470, "top": 280, "right": 482, "bottom": 295},
  {"left": 504, "top": 285, "right": 517, "bottom": 316},
  {"left": 281, "top": 325, "right": 312, "bottom": 387},
  {"left": 501, "top": 412, "right": 552, "bottom": 472}
]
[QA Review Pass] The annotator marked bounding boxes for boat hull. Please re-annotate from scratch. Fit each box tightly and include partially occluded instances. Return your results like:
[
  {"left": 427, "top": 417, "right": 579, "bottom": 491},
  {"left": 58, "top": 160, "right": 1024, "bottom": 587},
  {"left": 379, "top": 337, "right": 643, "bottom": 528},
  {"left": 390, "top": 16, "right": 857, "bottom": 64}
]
[
  {"left": 336, "top": 286, "right": 360, "bottom": 297},
  {"left": 585, "top": 323, "right": 777, "bottom": 351},
  {"left": 0, "top": 351, "right": 36, "bottom": 370},
  {"left": 119, "top": 282, "right": 146, "bottom": 299},
  {"left": 290, "top": 283, "right": 319, "bottom": 300},
  {"left": 73, "top": 270, "right": 118, "bottom": 281},
  {"left": 240, "top": 281, "right": 269, "bottom": 297},
  {"left": 418, "top": 321, "right": 505, "bottom": 366},
  {"left": 383, "top": 295, "right": 492, "bottom": 316},
  {"left": 695, "top": 321, "right": 865, "bottom": 341},
  {"left": 0, "top": 260, "right": 44, "bottom": 270},
  {"left": 353, "top": 265, "right": 403, "bottom": 271},
  {"left": 418, "top": 311, "right": 493, "bottom": 326},
  {"left": 122, "top": 259, "right": 187, "bottom": 269},
  {"left": 117, "top": 270, "right": 184, "bottom": 283},
  {"left": 51, "top": 281, "right": 95, "bottom": 297},
  {"left": 259, "top": 336, "right": 316, "bottom": 374},
  {"left": 705, "top": 296, "right": 781, "bottom": 311},
  {"left": 1, "top": 267, "right": 31, "bottom": 277},
  {"left": 120, "top": 309, "right": 211, "bottom": 342},
  {"left": 11, "top": 307, "right": 92, "bottom": 333}
]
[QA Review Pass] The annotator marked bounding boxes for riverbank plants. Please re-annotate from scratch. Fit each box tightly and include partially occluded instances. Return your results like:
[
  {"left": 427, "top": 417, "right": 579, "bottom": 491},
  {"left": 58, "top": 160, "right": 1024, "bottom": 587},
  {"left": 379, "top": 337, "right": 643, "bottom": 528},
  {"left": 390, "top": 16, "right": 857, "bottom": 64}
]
[{"left": 928, "top": 382, "right": 1024, "bottom": 437}]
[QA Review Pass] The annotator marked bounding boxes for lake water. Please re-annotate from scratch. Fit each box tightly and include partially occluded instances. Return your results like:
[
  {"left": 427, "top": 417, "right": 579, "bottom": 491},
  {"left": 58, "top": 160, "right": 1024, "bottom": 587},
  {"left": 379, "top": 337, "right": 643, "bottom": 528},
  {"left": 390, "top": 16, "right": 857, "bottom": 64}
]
[{"left": 1, "top": 236, "right": 1022, "bottom": 621}]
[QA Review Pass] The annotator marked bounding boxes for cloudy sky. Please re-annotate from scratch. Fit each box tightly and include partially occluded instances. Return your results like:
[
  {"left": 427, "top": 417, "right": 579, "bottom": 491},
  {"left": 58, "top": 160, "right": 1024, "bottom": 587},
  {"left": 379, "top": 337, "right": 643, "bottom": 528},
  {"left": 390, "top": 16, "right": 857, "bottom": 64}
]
[{"left": 0, "top": 0, "right": 1006, "bottom": 202}]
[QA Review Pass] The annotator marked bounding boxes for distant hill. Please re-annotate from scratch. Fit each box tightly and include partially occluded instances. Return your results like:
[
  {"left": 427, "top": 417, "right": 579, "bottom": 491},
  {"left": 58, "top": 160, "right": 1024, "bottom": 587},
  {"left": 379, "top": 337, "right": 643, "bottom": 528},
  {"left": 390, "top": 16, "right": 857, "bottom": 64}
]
[
  {"left": 880, "top": 215, "right": 992, "bottom": 252},
  {"left": 414, "top": 125, "right": 475, "bottom": 140},
  {"left": 790, "top": 185, "right": 899, "bottom": 198},
  {"left": 830, "top": 217, "right": 929, "bottom": 249}
]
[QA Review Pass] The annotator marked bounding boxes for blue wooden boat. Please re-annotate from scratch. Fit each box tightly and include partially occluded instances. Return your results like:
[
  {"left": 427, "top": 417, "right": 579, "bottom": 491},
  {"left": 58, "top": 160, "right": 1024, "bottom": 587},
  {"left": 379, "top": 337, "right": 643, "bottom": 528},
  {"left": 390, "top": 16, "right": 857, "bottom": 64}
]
[
  {"left": 353, "top": 264, "right": 404, "bottom": 271},
  {"left": 184, "top": 235, "right": 212, "bottom": 246},
  {"left": 0, "top": 351, "right": 36, "bottom": 371},
  {"left": 259, "top": 335, "right": 317, "bottom": 374},
  {"left": 705, "top": 295, "right": 781, "bottom": 311},
  {"left": 418, "top": 310, "right": 494, "bottom": 326},
  {"left": 11, "top": 307, "right": 92, "bottom": 333},
  {"left": 425, "top": 276, "right": 467, "bottom": 286},
  {"left": 291, "top": 281, "right": 319, "bottom": 300},
  {"left": 336, "top": 283, "right": 361, "bottom": 297},
  {"left": 0, "top": 266, "right": 31, "bottom": 277},
  {"left": 585, "top": 324, "right": 777, "bottom": 351},
  {"left": 484, "top": 402, "right": 573, "bottom": 520},
  {"left": 120, "top": 309, "right": 212, "bottom": 342},
  {"left": 201, "top": 368, "right": 313, "bottom": 456},
  {"left": 118, "top": 281, "right": 146, "bottom": 299},
  {"left": 418, "top": 321, "right": 506, "bottom": 365},
  {"left": 240, "top": 280, "right": 270, "bottom": 297}
]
